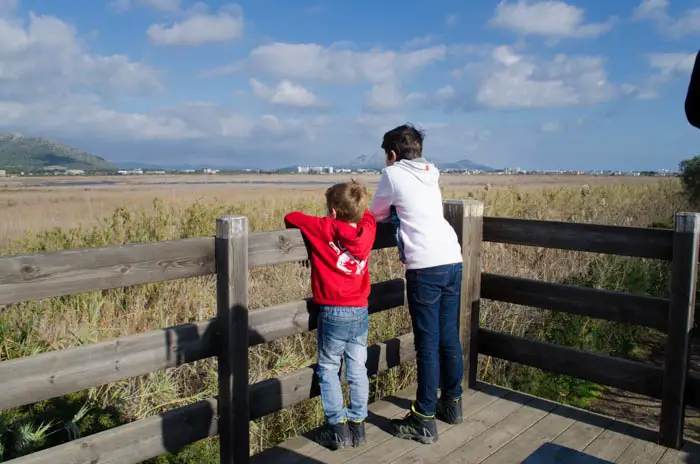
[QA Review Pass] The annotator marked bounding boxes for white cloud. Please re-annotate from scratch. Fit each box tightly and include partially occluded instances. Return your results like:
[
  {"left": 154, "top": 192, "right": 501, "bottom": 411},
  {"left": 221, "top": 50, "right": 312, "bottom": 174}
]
[
  {"left": 648, "top": 52, "right": 695, "bottom": 77},
  {"left": 205, "top": 42, "right": 446, "bottom": 111},
  {"left": 0, "top": 11, "right": 320, "bottom": 147},
  {"left": 446, "top": 14, "right": 458, "bottom": 27},
  {"left": 540, "top": 121, "right": 561, "bottom": 132},
  {"left": 0, "top": 0, "right": 17, "bottom": 17},
  {"left": 624, "top": 52, "right": 696, "bottom": 99},
  {"left": 147, "top": 4, "right": 243, "bottom": 46},
  {"left": 0, "top": 11, "right": 194, "bottom": 141},
  {"left": 108, "top": 0, "right": 181, "bottom": 13},
  {"left": 472, "top": 46, "right": 616, "bottom": 109},
  {"left": 249, "top": 79, "right": 325, "bottom": 108},
  {"left": 633, "top": 0, "right": 700, "bottom": 37},
  {"left": 490, "top": 0, "right": 614, "bottom": 39},
  {"left": 207, "top": 42, "right": 446, "bottom": 84},
  {"left": 403, "top": 35, "right": 436, "bottom": 51},
  {"left": 365, "top": 81, "right": 405, "bottom": 111},
  {"left": 0, "top": 13, "right": 163, "bottom": 101},
  {"left": 633, "top": 0, "right": 668, "bottom": 20}
]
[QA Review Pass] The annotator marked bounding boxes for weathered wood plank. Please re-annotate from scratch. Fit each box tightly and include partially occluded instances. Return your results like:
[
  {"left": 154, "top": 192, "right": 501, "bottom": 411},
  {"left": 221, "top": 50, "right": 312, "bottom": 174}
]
[
  {"left": 302, "top": 391, "right": 412, "bottom": 464},
  {"left": 0, "top": 237, "right": 216, "bottom": 306},
  {"left": 481, "top": 273, "right": 669, "bottom": 332},
  {"left": 581, "top": 428, "right": 635, "bottom": 461},
  {"left": 350, "top": 385, "right": 502, "bottom": 464},
  {"left": 300, "top": 385, "right": 488, "bottom": 464},
  {"left": 0, "top": 226, "right": 396, "bottom": 306},
  {"left": 5, "top": 397, "right": 219, "bottom": 464},
  {"left": 616, "top": 439, "right": 668, "bottom": 464},
  {"left": 478, "top": 329, "right": 664, "bottom": 400},
  {"left": 477, "top": 405, "right": 577, "bottom": 464},
  {"left": 549, "top": 408, "right": 612, "bottom": 452},
  {"left": 441, "top": 396, "right": 559, "bottom": 464},
  {"left": 658, "top": 448, "right": 700, "bottom": 464},
  {"left": 393, "top": 387, "right": 530, "bottom": 464},
  {"left": 660, "top": 212, "right": 700, "bottom": 449},
  {"left": 6, "top": 332, "right": 416, "bottom": 464},
  {"left": 216, "top": 215, "right": 249, "bottom": 463},
  {"left": 0, "top": 278, "right": 405, "bottom": 410},
  {"left": 482, "top": 216, "right": 673, "bottom": 260},
  {"left": 253, "top": 390, "right": 412, "bottom": 464},
  {"left": 445, "top": 199, "right": 483, "bottom": 388}
]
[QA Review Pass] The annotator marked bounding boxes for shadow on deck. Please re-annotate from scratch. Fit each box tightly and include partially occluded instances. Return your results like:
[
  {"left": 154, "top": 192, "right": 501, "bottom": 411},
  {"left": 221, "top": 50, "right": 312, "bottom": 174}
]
[{"left": 253, "top": 382, "right": 700, "bottom": 464}]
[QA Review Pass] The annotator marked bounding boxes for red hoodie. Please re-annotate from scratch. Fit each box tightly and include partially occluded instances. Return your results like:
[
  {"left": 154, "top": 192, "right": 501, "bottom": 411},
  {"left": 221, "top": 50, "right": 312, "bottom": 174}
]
[{"left": 284, "top": 210, "right": 377, "bottom": 307}]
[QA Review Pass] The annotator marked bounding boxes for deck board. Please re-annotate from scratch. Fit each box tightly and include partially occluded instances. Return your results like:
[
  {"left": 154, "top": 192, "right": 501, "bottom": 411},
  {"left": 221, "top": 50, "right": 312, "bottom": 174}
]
[{"left": 257, "top": 382, "right": 699, "bottom": 464}]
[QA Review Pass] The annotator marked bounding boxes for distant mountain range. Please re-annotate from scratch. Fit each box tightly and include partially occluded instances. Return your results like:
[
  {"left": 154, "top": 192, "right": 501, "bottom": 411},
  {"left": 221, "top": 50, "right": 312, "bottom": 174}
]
[
  {"left": 0, "top": 133, "right": 116, "bottom": 171},
  {"left": 0, "top": 132, "right": 493, "bottom": 172},
  {"left": 346, "top": 152, "right": 493, "bottom": 171}
]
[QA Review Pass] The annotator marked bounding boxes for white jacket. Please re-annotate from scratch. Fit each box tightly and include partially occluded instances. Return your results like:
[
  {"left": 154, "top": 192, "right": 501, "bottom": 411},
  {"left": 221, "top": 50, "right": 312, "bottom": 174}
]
[{"left": 369, "top": 158, "right": 463, "bottom": 270}]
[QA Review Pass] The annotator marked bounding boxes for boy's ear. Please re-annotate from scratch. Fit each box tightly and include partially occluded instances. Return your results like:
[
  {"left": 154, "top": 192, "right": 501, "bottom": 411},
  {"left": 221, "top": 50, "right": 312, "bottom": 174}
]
[
  {"left": 329, "top": 207, "right": 337, "bottom": 219},
  {"left": 387, "top": 150, "right": 397, "bottom": 164}
]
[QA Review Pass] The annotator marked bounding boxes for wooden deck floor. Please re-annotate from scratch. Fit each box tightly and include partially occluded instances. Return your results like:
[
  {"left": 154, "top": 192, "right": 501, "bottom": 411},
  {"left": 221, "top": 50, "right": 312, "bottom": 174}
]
[{"left": 253, "top": 383, "right": 700, "bottom": 464}]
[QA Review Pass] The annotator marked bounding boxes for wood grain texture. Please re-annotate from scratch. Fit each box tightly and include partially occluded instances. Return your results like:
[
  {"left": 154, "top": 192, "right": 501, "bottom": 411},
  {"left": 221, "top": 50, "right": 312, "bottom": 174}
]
[
  {"left": 481, "top": 273, "right": 669, "bottom": 332},
  {"left": 5, "top": 398, "right": 219, "bottom": 464},
  {"left": 483, "top": 216, "right": 674, "bottom": 260},
  {"left": 6, "top": 332, "right": 416, "bottom": 464},
  {"left": 0, "top": 226, "right": 396, "bottom": 306},
  {"left": 478, "top": 329, "right": 665, "bottom": 400},
  {"left": 0, "top": 278, "right": 404, "bottom": 411},
  {"left": 0, "top": 237, "right": 215, "bottom": 306},
  {"left": 444, "top": 199, "right": 484, "bottom": 388},
  {"left": 216, "top": 215, "right": 249, "bottom": 463},
  {"left": 660, "top": 212, "right": 700, "bottom": 449}
]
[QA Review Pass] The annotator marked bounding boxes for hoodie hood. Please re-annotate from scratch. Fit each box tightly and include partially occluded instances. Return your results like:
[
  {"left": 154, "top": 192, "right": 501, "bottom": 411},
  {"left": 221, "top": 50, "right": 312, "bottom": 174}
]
[
  {"left": 393, "top": 158, "right": 439, "bottom": 186},
  {"left": 333, "top": 211, "right": 375, "bottom": 261}
]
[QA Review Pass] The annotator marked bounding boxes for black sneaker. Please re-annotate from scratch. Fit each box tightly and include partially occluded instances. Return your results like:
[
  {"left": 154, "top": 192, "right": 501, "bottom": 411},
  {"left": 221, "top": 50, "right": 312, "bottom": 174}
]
[
  {"left": 348, "top": 420, "right": 366, "bottom": 447},
  {"left": 389, "top": 406, "right": 438, "bottom": 444},
  {"left": 316, "top": 422, "right": 351, "bottom": 450},
  {"left": 437, "top": 397, "right": 463, "bottom": 424}
]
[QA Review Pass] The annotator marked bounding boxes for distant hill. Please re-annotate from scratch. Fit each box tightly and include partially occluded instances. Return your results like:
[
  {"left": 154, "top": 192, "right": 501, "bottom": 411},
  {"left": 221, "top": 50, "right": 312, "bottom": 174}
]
[
  {"left": 441, "top": 159, "right": 493, "bottom": 171},
  {"left": 347, "top": 152, "right": 493, "bottom": 171},
  {"left": 0, "top": 133, "right": 116, "bottom": 171}
]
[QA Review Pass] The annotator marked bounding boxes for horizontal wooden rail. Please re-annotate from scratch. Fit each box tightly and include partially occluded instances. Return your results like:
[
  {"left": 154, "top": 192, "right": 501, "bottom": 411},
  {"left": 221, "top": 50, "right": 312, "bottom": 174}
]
[
  {"left": 483, "top": 217, "right": 673, "bottom": 260},
  {"left": 0, "top": 223, "right": 395, "bottom": 306},
  {"left": 478, "top": 329, "right": 664, "bottom": 400},
  {"left": 6, "top": 331, "right": 416, "bottom": 464},
  {"left": 0, "top": 278, "right": 405, "bottom": 411},
  {"left": 481, "top": 273, "right": 669, "bottom": 332},
  {"left": 479, "top": 328, "right": 700, "bottom": 411}
]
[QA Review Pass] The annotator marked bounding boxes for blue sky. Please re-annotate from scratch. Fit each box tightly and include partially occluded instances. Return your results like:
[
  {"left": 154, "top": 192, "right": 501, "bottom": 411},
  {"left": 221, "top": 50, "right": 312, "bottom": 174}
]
[{"left": 0, "top": 0, "right": 697, "bottom": 170}]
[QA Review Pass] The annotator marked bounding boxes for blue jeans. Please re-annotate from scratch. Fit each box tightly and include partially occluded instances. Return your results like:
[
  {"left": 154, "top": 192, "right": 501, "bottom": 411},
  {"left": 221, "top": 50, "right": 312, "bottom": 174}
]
[
  {"left": 406, "top": 263, "right": 464, "bottom": 416},
  {"left": 317, "top": 306, "right": 369, "bottom": 425}
]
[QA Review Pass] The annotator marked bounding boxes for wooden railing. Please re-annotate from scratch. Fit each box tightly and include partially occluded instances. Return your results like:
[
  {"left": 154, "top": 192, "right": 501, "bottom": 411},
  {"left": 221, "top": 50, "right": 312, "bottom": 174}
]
[{"left": 0, "top": 199, "right": 698, "bottom": 463}]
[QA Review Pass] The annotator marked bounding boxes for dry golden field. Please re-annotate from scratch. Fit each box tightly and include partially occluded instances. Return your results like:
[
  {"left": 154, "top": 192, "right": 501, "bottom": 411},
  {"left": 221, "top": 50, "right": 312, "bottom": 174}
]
[
  {"left": 0, "top": 173, "right": 694, "bottom": 461},
  {"left": 0, "top": 173, "right": 668, "bottom": 247}
]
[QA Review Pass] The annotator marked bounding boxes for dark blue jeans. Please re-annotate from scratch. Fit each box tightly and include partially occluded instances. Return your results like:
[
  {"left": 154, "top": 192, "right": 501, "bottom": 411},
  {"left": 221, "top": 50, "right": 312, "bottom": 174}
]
[{"left": 406, "top": 263, "right": 464, "bottom": 416}]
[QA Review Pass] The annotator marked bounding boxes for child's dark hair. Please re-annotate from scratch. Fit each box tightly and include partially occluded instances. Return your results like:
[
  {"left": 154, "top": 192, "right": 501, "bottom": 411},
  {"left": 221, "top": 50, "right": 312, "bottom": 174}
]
[
  {"left": 381, "top": 123, "right": 425, "bottom": 161},
  {"left": 325, "top": 180, "right": 368, "bottom": 223}
]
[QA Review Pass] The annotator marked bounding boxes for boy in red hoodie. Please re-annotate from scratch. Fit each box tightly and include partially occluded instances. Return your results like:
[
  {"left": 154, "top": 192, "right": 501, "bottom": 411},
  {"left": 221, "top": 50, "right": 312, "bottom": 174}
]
[{"left": 284, "top": 180, "right": 377, "bottom": 450}]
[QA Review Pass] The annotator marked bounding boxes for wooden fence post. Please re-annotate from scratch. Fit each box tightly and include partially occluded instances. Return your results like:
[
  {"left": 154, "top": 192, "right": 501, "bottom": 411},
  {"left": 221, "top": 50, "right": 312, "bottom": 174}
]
[
  {"left": 444, "top": 199, "right": 484, "bottom": 388},
  {"left": 216, "top": 216, "right": 250, "bottom": 463},
  {"left": 660, "top": 212, "right": 700, "bottom": 449}
]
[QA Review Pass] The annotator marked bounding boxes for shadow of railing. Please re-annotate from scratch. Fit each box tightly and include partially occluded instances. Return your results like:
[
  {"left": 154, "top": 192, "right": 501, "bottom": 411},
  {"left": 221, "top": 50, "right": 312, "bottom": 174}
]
[{"left": 520, "top": 443, "right": 614, "bottom": 463}]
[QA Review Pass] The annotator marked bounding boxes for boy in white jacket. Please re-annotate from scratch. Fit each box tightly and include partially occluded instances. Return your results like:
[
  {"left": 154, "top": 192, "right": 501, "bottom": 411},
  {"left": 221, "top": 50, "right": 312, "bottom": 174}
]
[{"left": 370, "top": 124, "right": 464, "bottom": 444}]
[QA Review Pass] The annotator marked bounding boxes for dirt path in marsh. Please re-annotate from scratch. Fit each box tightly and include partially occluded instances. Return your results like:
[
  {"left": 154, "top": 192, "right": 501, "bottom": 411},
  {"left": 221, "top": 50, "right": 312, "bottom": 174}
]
[{"left": 586, "top": 331, "right": 700, "bottom": 441}]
